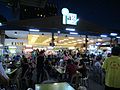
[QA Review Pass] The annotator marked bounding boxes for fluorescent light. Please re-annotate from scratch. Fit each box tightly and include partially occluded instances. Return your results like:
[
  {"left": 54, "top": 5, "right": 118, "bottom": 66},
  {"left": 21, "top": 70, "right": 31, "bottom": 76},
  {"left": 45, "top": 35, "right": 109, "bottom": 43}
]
[
  {"left": 97, "top": 39, "right": 102, "bottom": 41},
  {"left": 70, "top": 32, "right": 78, "bottom": 35},
  {"left": 58, "top": 31, "right": 60, "bottom": 33},
  {"left": 66, "top": 28, "right": 75, "bottom": 31},
  {"left": 0, "top": 22, "right": 2, "bottom": 26},
  {"left": 29, "top": 29, "right": 40, "bottom": 32},
  {"left": 110, "top": 33, "right": 117, "bottom": 36},
  {"left": 117, "top": 36, "right": 120, "bottom": 38},
  {"left": 0, "top": 44, "right": 3, "bottom": 47},
  {"left": 77, "top": 39, "right": 82, "bottom": 41},
  {"left": 68, "top": 37, "right": 74, "bottom": 39},
  {"left": 68, "top": 41, "right": 72, "bottom": 43},
  {"left": 14, "top": 32, "right": 17, "bottom": 35},
  {"left": 100, "top": 35, "right": 107, "bottom": 37},
  {"left": 72, "top": 41, "right": 76, "bottom": 42}
]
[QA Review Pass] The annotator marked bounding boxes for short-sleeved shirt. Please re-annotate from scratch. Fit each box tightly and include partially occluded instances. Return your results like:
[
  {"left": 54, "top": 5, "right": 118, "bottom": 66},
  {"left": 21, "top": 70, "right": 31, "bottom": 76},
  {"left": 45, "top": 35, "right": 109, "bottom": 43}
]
[{"left": 102, "top": 56, "right": 120, "bottom": 88}]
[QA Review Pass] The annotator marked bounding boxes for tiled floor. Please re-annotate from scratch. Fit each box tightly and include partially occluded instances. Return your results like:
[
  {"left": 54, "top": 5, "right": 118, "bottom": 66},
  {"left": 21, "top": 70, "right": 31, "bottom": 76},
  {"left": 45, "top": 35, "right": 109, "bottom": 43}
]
[{"left": 88, "top": 79, "right": 104, "bottom": 90}]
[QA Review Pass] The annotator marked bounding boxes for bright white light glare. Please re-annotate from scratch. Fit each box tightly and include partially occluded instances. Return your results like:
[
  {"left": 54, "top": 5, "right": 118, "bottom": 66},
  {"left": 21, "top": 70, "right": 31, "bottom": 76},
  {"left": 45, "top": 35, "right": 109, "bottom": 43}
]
[
  {"left": 68, "top": 37, "right": 74, "bottom": 39},
  {"left": 0, "top": 44, "right": 3, "bottom": 47},
  {"left": 110, "top": 33, "right": 117, "bottom": 36},
  {"left": 72, "top": 41, "right": 76, "bottom": 42},
  {"left": 29, "top": 29, "right": 40, "bottom": 32},
  {"left": 54, "top": 83, "right": 58, "bottom": 85},
  {"left": 35, "top": 86, "right": 40, "bottom": 90},
  {"left": 58, "top": 31, "right": 60, "bottom": 34},
  {"left": 77, "top": 39, "right": 82, "bottom": 41},
  {"left": 61, "top": 8, "right": 69, "bottom": 15},
  {"left": 0, "top": 22, "right": 2, "bottom": 26},
  {"left": 70, "top": 32, "right": 78, "bottom": 35},
  {"left": 100, "top": 35, "right": 107, "bottom": 37},
  {"left": 117, "top": 36, "right": 120, "bottom": 38},
  {"left": 97, "top": 39, "right": 102, "bottom": 41},
  {"left": 66, "top": 28, "right": 75, "bottom": 31},
  {"left": 26, "top": 45, "right": 32, "bottom": 47}
]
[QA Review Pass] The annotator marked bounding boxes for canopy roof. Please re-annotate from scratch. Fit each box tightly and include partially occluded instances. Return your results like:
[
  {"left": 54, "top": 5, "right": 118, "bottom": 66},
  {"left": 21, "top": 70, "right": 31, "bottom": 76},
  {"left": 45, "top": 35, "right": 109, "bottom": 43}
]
[{"left": 3, "top": 16, "right": 118, "bottom": 36}]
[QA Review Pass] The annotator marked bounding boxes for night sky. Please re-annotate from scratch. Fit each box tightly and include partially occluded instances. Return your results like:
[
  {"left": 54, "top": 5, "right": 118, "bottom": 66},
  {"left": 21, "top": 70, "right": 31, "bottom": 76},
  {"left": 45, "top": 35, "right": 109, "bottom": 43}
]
[{"left": 56, "top": 0, "right": 120, "bottom": 30}]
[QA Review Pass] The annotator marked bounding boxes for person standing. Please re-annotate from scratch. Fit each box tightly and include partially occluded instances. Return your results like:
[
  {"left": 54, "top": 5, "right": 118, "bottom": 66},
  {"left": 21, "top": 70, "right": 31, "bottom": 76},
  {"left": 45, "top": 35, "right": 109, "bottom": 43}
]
[
  {"left": 36, "top": 50, "right": 45, "bottom": 83},
  {"left": 103, "top": 46, "right": 120, "bottom": 90},
  {"left": 0, "top": 59, "right": 9, "bottom": 87}
]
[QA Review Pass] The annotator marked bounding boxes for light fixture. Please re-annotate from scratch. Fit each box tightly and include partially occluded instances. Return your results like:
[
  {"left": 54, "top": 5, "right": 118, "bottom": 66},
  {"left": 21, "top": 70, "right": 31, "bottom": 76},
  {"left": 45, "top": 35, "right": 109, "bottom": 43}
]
[
  {"left": 100, "top": 34, "right": 107, "bottom": 37},
  {"left": 116, "top": 36, "right": 120, "bottom": 38},
  {"left": 110, "top": 33, "right": 117, "bottom": 36},
  {"left": 14, "top": 32, "right": 17, "bottom": 35},
  {"left": 0, "top": 22, "right": 2, "bottom": 26},
  {"left": 66, "top": 28, "right": 75, "bottom": 31},
  {"left": 57, "top": 31, "right": 60, "bottom": 34},
  {"left": 97, "top": 39, "right": 102, "bottom": 41},
  {"left": 29, "top": 29, "right": 40, "bottom": 32},
  {"left": 68, "top": 37, "right": 74, "bottom": 39},
  {"left": 70, "top": 32, "right": 78, "bottom": 35},
  {"left": 72, "top": 41, "right": 76, "bottom": 42},
  {"left": 77, "top": 39, "right": 82, "bottom": 41}
]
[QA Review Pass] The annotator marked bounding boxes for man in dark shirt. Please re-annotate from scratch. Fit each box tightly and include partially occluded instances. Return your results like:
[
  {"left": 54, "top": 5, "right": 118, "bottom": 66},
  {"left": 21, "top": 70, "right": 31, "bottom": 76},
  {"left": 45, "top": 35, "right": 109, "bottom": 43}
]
[{"left": 36, "top": 50, "right": 45, "bottom": 83}]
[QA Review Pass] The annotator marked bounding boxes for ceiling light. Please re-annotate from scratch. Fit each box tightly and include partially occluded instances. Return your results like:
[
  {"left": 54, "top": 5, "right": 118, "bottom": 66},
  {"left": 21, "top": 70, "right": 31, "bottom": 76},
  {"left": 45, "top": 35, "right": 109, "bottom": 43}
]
[
  {"left": 64, "top": 43, "right": 67, "bottom": 44},
  {"left": 54, "top": 36, "right": 58, "bottom": 38},
  {"left": 0, "top": 22, "right": 2, "bottom": 26},
  {"left": 97, "top": 39, "right": 102, "bottom": 41},
  {"left": 70, "top": 32, "right": 78, "bottom": 35},
  {"left": 68, "top": 37, "right": 74, "bottom": 39},
  {"left": 78, "top": 42, "right": 82, "bottom": 43},
  {"left": 68, "top": 41, "right": 72, "bottom": 43},
  {"left": 100, "top": 35, "right": 107, "bottom": 37},
  {"left": 64, "top": 39, "right": 68, "bottom": 40},
  {"left": 77, "top": 39, "right": 82, "bottom": 41},
  {"left": 90, "top": 40, "right": 94, "bottom": 43},
  {"left": 14, "top": 32, "right": 17, "bottom": 35},
  {"left": 73, "top": 43, "right": 77, "bottom": 44},
  {"left": 116, "top": 36, "right": 120, "bottom": 38},
  {"left": 66, "top": 28, "right": 75, "bottom": 31},
  {"left": 29, "top": 29, "right": 40, "bottom": 32},
  {"left": 57, "top": 31, "right": 60, "bottom": 34},
  {"left": 72, "top": 41, "right": 76, "bottom": 42},
  {"left": 110, "top": 33, "right": 117, "bottom": 36}
]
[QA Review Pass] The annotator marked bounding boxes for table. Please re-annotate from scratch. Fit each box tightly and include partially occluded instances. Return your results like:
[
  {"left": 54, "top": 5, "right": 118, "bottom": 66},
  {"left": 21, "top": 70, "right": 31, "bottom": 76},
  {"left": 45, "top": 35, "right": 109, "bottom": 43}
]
[
  {"left": 54, "top": 67, "right": 66, "bottom": 81},
  {"left": 35, "top": 82, "right": 75, "bottom": 90},
  {"left": 55, "top": 67, "right": 65, "bottom": 74}
]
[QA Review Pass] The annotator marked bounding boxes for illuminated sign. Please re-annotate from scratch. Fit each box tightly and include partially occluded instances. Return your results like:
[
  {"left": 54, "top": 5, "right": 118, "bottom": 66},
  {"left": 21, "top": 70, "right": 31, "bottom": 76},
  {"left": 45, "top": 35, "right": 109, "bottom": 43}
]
[{"left": 62, "top": 8, "right": 79, "bottom": 25}]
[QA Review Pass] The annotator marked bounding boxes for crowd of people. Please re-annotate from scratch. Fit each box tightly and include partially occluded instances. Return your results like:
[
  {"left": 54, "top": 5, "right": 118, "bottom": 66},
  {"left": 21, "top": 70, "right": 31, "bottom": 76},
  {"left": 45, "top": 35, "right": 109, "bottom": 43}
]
[{"left": 0, "top": 46, "right": 120, "bottom": 90}]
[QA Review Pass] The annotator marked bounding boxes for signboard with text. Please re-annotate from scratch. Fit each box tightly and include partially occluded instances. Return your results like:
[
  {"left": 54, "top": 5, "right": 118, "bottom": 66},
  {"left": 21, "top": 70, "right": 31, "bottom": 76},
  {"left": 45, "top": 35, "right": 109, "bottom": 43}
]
[{"left": 62, "top": 8, "right": 79, "bottom": 25}]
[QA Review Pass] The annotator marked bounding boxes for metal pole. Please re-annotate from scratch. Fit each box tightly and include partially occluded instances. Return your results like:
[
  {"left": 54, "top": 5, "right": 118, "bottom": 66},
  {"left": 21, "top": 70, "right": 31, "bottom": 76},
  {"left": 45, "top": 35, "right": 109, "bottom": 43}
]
[
  {"left": 85, "top": 35, "right": 88, "bottom": 53},
  {"left": 51, "top": 32, "right": 54, "bottom": 47}
]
